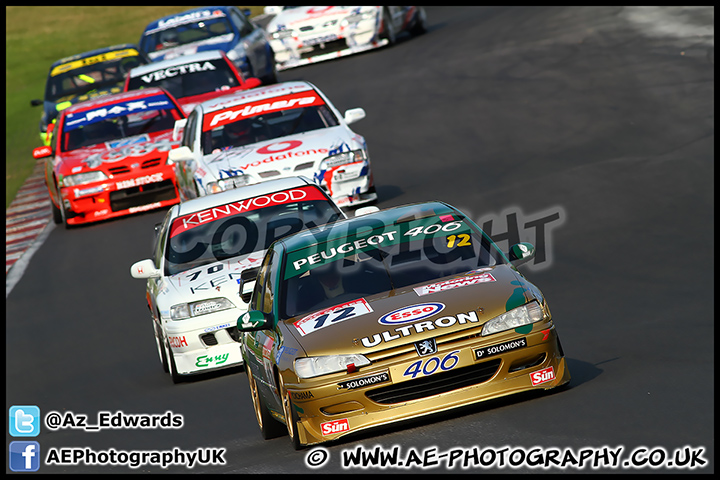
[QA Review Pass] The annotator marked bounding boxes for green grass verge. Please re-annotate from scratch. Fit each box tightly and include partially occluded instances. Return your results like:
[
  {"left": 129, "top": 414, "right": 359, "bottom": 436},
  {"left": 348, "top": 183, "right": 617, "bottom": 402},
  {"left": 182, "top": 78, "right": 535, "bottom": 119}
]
[{"left": 5, "top": 6, "right": 265, "bottom": 209}]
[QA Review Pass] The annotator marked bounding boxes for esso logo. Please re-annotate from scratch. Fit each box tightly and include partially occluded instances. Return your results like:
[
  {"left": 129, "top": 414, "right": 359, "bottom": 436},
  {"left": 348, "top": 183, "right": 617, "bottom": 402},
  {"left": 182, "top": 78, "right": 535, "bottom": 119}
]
[
  {"left": 379, "top": 303, "right": 445, "bottom": 326},
  {"left": 256, "top": 140, "right": 302, "bottom": 155},
  {"left": 530, "top": 366, "right": 555, "bottom": 386},
  {"left": 320, "top": 418, "right": 349, "bottom": 436}
]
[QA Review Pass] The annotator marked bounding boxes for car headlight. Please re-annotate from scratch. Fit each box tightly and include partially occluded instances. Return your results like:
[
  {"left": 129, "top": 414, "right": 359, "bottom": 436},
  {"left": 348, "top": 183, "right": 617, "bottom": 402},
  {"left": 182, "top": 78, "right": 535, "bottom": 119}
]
[
  {"left": 207, "top": 175, "right": 253, "bottom": 193},
  {"left": 62, "top": 171, "right": 109, "bottom": 187},
  {"left": 481, "top": 301, "right": 546, "bottom": 336},
  {"left": 271, "top": 29, "right": 294, "bottom": 40},
  {"left": 295, "top": 354, "right": 371, "bottom": 379},
  {"left": 320, "top": 149, "right": 366, "bottom": 169},
  {"left": 170, "top": 297, "right": 235, "bottom": 321}
]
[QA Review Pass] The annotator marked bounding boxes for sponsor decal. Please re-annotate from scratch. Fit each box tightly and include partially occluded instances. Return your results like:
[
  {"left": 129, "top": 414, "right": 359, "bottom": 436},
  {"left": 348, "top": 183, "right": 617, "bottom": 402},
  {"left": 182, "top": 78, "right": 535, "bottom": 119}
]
[
  {"left": 204, "top": 92, "right": 326, "bottom": 130},
  {"left": 294, "top": 298, "right": 373, "bottom": 336},
  {"left": 291, "top": 390, "right": 315, "bottom": 401},
  {"left": 116, "top": 172, "right": 164, "bottom": 190},
  {"left": 361, "top": 310, "right": 480, "bottom": 348},
  {"left": 530, "top": 366, "right": 555, "bottom": 386},
  {"left": 337, "top": 371, "right": 390, "bottom": 390},
  {"left": 140, "top": 61, "right": 217, "bottom": 83},
  {"left": 195, "top": 353, "right": 230, "bottom": 368},
  {"left": 156, "top": 9, "right": 224, "bottom": 30},
  {"left": 168, "top": 336, "right": 188, "bottom": 348},
  {"left": 64, "top": 94, "right": 173, "bottom": 131},
  {"left": 107, "top": 134, "right": 151, "bottom": 150},
  {"left": 320, "top": 418, "right": 350, "bottom": 436},
  {"left": 204, "top": 323, "right": 232, "bottom": 333},
  {"left": 414, "top": 272, "right": 496, "bottom": 296},
  {"left": 256, "top": 140, "right": 303, "bottom": 155},
  {"left": 170, "top": 186, "right": 326, "bottom": 237},
  {"left": 403, "top": 350, "right": 460, "bottom": 379},
  {"left": 128, "top": 202, "right": 162, "bottom": 213},
  {"left": 74, "top": 185, "right": 106, "bottom": 198},
  {"left": 51, "top": 48, "right": 140, "bottom": 76},
  {"left": 379, "top": 303, "right": 445, "bottom": 326},
  {"left": 32, "top": 146, "right": 52, "bottom": 159},
  {"left": 83, "top": 138, "right": 178, "bottom": 168},
  {"left": 474, "top": 338, "right": 527, "bottom": 360}
]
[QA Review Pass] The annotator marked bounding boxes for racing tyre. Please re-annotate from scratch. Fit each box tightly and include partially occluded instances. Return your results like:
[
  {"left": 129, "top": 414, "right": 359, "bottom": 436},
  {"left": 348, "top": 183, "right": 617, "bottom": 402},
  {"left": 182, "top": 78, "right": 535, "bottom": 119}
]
[
  {"left": 154, "top": 323, "right": 169, "bottom": 373},
  {"left": 50, "top": 199, "right": 63, "bottom": 225},
  {"left": 410, "top": 7, "right": 428, "bottom": 35},
  {"left": 164, "top": 339, "right": 183, "bottom": 384},
  {"left": 279, "top": 375, "right": 303, "bottom": 450},
  {"left": 247, "top": 367, "right": 285, "bottom": 439},
  {"left": 380, "top": 9, "right": 397, "bottom": 45}
]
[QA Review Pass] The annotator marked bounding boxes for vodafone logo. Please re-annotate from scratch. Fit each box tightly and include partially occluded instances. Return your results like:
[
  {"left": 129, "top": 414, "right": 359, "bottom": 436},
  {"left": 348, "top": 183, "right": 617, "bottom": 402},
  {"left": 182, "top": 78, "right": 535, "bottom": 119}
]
[
  {"left": 320, "top": 418, "right": 349, "bottom": 436},
  {"left": 530, "top": 366, "right": 555, "bottom": 386},
  {"left": 256, "top": 140, "right": 302, "bottom": 155},
  {"left": 379, "top": 303, "right": 445, "bottom": 326}
]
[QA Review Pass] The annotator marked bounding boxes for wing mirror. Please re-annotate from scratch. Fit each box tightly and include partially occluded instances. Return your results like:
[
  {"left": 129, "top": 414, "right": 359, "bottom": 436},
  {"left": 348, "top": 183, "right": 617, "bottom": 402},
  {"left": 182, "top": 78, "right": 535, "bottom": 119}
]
[
  {"left": 343, "top": 108, "right": 366, "bottom": 125},
  {"left": 172, "top": 118, "right": 187, "bottom": 141},
  {"left": 167, "top": 145, "right": 193, "bottom": 163},
  {"left": 508, "top": 242, "right": 536, "bottom": 267},
  {"left": 354, "top": 205, "right": 380, "bottom": 216},
  {"left": 237, "top": 310, "right": 269, "bottom": 331},
  {"left": 244, "top": 77, "right": 262, "bottom": 89},
  {"left": 238, "top": 267, "right": 260, "bottom": 304},
  {"left": 130, "top": 259, "right": 162, "bottom": 279}
]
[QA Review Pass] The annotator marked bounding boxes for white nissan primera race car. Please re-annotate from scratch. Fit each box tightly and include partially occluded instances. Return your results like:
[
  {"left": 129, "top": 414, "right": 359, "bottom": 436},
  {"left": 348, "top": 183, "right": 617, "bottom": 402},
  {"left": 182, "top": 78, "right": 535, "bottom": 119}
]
[
  {"left": 264, "top": 6, "right": 427, "bottom": 71},
  {"left": 168, "top": 80, "right": 377, "bottom": 208},
  {"left": 130, "top": 176, "right": 349, "bottom": 383}
]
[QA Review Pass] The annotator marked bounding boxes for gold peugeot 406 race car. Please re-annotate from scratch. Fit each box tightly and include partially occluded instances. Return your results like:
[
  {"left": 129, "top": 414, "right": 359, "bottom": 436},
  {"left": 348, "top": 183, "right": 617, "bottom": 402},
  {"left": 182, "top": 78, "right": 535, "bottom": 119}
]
[{"left": 237, "top": 201, "right": 570, "bottom": 449}]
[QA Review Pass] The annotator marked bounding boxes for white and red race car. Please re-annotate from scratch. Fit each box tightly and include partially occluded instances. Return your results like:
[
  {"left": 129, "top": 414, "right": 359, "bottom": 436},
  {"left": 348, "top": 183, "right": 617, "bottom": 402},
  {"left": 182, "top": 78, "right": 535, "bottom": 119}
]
[
  {"left": 168, "top": 80, "right": 377, "bottom": 208},
  {"left": 263, "top": 6, "right": 427, "bottom": 71},
  {"left": 129, "top": 176, "right": 356, "bottom": 383}
]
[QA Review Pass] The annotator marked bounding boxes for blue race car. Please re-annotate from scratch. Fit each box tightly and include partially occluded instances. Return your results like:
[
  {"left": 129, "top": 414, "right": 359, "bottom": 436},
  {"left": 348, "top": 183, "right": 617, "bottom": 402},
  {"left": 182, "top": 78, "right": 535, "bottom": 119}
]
[{"left": 139, "top": 6, "right": 277, "bottom": 85}]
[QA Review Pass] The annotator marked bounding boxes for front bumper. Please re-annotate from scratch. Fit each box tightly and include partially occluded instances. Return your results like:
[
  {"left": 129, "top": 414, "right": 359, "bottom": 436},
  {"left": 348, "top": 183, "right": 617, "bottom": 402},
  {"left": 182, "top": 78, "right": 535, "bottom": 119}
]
[
  {"left": 285, "top": 322, "right": 570, "bottom": 446},
  {"left": 60, "top": 163, "right": 179, "bottom": 225}
]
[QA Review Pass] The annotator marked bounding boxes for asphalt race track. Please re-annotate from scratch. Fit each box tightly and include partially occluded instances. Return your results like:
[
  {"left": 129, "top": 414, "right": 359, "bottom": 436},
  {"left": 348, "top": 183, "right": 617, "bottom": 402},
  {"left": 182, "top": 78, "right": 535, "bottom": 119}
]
[{"left": 6, "top": 7, "right": 713, "bottom": 473}]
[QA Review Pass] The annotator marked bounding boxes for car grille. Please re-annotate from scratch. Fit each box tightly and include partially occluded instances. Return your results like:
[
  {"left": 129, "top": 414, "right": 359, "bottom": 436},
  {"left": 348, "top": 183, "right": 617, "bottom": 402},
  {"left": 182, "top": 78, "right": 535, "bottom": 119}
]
[
  {"left": 365, "top": 358, "right": 502, "bottom": 405},
  {"left": 201, "top": 333, "right": 218, "bottom": 346},
  {"left": 107, "top": 158, "right": 162, "bottom": 176},
  {"left": 109, "top": 179, "right": 177, "bottom": 212}
]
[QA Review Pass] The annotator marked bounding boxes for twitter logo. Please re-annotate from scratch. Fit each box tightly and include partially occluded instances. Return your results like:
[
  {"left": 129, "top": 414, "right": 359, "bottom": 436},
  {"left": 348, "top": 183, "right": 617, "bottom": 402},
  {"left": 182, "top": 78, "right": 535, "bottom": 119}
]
[{"left": 9, "top": 405, "right": 40, "bottom": 437}]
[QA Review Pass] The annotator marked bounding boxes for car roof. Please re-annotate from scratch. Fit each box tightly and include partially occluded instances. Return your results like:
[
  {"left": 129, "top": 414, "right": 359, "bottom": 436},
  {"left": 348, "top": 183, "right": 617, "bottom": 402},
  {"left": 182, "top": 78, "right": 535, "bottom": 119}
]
[
  {"left": 279, "top": 202, "right": 459, "bottom": 252},
  {"left": 61, "top": 87, "right": 173, "bottom": 114},
  {"left": 50, "top": 43, "right": 144, "bottom": 67},
  {"left": 198, "top": 80, "right": 316, "bottom": 114},
  {"left": 172, "top": 176, "right": 321, "bottom": 217},
  {"left": 127, "top": 50, "right": 227, "bottom": 78},
  {"left": 142, "top": 6, "right": 232, "bottom": 34}
]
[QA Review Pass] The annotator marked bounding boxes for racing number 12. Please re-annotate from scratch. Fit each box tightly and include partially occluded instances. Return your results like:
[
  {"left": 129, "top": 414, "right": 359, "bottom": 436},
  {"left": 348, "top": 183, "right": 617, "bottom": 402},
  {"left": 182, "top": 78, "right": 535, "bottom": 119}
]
[
  {"left": 312, "top": 307, "right": 355, "bottom": 330},
  {"left": 446, "top": 234, "right": 471, "bottom": 248}
]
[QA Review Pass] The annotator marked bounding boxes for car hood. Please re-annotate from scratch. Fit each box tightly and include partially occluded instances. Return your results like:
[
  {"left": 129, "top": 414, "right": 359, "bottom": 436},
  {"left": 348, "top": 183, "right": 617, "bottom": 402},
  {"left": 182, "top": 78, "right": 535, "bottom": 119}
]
[
  {"left": 148, "top": 34, "right": 235, "bottom": 62},
  {"left": 202, "top": 126, "right": 363, "bottom": 181},
  {"left": 284, "top": 264, "right": 540, "bottom": 356},
  {"left": 56, "top": 130, "right": 179, "bottom": 174},
  {"left": 157, "top": 251, "right": 266, "bottom": 310},
  {"left": 177, "top": 86, "right": 247, "bottom": 115},
  {"left": 268, "top": 6, "right": 360, "bottom": 31}
]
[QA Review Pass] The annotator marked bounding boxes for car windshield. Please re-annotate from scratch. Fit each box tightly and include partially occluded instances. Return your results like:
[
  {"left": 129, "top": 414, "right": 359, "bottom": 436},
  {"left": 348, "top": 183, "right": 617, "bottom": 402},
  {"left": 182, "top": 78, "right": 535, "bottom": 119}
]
[
  {"left": 201, "top": 104, "right": 339, "bottom": 154},
  {"left": 164, "top": 186, "right": 344, "bottom": 276},
  {"left": 45, "top": 50, "right": 145, "bottom": 102},
  {"left": 60, "top": 93, "right": 182, "bottom": 151},
  {"left": 280, "top": 209, "right": 507, "bottom": 320},
  {"left": 141, "top": 17, "right": 233, "bottom": 54},
  {"left": 126, "top": 57, "right": 241, "bottom": 99}
]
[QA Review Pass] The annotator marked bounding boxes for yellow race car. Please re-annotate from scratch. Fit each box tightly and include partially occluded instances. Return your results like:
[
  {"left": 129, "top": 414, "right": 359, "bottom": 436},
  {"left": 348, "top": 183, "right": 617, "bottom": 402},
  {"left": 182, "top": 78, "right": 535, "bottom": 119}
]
[{"left": 237, "top": 201, "right": 570, "bottom": 449}]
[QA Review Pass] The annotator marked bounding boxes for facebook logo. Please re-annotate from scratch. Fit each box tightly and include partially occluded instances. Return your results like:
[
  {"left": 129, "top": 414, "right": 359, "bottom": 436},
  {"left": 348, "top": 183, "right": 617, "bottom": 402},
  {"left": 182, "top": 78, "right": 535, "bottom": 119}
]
[
  {"left": 9, "top": 405, "right": 40, "bottom": 437},
  {"left": 9, "top": 441, "right": 41, "bottom": 472}
]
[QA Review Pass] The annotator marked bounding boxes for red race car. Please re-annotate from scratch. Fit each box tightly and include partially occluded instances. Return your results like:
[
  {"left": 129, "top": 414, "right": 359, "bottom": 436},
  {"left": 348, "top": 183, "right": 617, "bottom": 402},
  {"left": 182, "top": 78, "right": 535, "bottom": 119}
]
[
  {"left": 33, "top": 87, "right": 186, "bottom": 228},
  {"left": 123, "top": 50, "right": 261, "bottom": 116}
]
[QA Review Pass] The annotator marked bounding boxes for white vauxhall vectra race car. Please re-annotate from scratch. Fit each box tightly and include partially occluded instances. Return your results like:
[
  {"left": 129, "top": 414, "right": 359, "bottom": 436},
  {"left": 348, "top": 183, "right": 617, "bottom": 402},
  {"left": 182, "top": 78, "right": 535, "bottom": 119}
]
[
  {"left": 168, "top": 80, "right": 377, "bottom": 208},
  {"left": 130, "top": 176, "right": 360, "bottom": 383}
]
